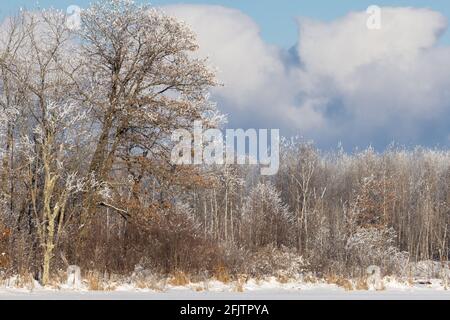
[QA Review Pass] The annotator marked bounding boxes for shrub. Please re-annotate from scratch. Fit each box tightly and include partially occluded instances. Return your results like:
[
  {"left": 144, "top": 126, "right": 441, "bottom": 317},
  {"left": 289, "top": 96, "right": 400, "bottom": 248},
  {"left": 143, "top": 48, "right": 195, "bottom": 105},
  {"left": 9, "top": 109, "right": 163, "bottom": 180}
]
[
  {"left": 241, "top": 183, "right": 294, "bottom": 249},
  {"left": 243, "top": 245, "right": 308, "bottom": 278},
  {"left": 345, "top": 227, "right": 409, "bottom": 275}
]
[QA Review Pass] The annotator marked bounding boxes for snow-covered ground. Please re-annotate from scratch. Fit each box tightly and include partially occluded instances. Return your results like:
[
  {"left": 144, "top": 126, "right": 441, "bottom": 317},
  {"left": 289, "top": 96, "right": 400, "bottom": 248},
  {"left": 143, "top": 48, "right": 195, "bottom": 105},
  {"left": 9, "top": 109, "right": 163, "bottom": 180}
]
[
  {"left": 1, "top": 278, "right": 450, "bottom": 300},
  {"left": 1, "top": 288, "right": 450, "bottom": 300}
]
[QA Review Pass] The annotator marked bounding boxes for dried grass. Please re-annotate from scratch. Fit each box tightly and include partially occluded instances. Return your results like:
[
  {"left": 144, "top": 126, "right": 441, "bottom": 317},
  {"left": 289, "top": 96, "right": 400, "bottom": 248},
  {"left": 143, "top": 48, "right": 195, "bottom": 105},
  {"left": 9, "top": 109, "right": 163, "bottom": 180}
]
[
  {"left": 213, "top": 265, "right": 231, "bottom": 284},
  {"left": 234, "top": 274, "right": 248, "bottom": 292},
  {"left": 168, "top": 270, "right": 190, "bottom": 286},
  {"left": 355, "top": 277, "right": 369, "bottom": 290},
  {"left": 86, "top": 271, "right": 104, "bottom": 291},
  {"left": 325, "top": 274, "right": 354, "bottom": 291}
]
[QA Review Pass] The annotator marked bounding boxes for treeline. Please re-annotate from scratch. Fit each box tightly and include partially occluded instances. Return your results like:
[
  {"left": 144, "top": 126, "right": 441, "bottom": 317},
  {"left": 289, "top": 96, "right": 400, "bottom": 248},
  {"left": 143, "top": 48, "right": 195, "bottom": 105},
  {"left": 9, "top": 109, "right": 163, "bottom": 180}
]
[
  {"left": 179, "top": 143, "right": 450, "bottom": 278},
  {"left": 0, "top": 0, "right": 449, "bottom": 284}
]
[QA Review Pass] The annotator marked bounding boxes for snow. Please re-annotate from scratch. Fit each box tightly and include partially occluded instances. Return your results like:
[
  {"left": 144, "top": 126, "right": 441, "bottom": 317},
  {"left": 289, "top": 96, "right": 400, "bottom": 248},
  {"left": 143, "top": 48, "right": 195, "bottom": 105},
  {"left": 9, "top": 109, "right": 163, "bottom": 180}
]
[{"left": 1, "top": 278, "right": 450, "bottom": 300}]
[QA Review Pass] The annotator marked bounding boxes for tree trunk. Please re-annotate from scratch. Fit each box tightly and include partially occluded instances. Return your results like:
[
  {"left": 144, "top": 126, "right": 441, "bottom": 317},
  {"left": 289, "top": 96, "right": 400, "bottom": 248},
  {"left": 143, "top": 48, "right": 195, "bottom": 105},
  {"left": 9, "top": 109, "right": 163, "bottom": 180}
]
[{"left": 42, "top": 218, "right": 55, "bottom": 285}]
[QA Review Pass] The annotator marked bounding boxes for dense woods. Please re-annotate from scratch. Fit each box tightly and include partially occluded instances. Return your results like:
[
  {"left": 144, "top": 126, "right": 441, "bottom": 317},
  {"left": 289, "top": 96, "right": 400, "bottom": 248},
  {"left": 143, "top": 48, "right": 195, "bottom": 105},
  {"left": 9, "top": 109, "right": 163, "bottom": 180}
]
[{"left": 0, "top": 0, "right": 449, "bottom": 285}]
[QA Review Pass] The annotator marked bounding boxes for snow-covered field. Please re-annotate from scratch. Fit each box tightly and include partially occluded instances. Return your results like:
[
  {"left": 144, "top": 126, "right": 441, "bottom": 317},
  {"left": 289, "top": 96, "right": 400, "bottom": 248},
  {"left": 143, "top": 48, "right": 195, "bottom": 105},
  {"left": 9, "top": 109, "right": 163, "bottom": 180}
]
[
  {"left": 1, "top": 278, "right": 450, "bottom": 300},
  {"left": 1, "top": 288, "right": 450, "bottom": 300}
]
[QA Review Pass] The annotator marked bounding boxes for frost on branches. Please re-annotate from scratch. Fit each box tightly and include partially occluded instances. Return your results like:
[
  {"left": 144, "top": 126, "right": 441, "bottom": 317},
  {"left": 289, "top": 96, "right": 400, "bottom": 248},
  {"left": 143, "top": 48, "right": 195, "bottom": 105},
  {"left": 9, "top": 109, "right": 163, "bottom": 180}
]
[
  {"left": 241, "top": 182, "right": 294, "bottom": 249},
  {"left": 0, "top": 0, "right": 449, "bottom": 290},
  {"left": 0, "top": 0, "right": 221, "bottom": 285},
  {"left": 345, "top": 227, "right": 409, "bottom": 275}
]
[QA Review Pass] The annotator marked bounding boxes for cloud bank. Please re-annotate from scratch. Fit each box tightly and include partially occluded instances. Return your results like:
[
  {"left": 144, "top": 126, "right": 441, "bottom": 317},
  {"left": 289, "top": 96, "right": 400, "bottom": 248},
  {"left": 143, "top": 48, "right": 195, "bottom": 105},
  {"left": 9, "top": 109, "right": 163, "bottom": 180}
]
[{"left": 164, "top": 5, "right": 450, "bottom": 150}]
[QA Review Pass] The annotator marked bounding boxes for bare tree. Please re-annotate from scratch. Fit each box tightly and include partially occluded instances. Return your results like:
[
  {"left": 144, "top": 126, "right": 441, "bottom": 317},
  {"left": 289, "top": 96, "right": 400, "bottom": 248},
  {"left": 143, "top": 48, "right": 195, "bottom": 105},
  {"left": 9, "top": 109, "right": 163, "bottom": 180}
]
[
  {"left": 0, "top": 10, "right": 85, "bottom": 284},
  {"left": 241, "top": 182, "right": 294, "bottom": 249}
]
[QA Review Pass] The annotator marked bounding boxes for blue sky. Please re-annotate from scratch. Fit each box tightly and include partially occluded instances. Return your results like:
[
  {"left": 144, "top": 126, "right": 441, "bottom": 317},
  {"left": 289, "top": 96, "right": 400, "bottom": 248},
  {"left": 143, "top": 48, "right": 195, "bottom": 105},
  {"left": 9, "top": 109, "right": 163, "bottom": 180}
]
[
  {"left": 1, "top": 1, "right": 450, "bottom": 150},
  {"left": 2, "top": 0, "right": 450, "bottom": 48}
]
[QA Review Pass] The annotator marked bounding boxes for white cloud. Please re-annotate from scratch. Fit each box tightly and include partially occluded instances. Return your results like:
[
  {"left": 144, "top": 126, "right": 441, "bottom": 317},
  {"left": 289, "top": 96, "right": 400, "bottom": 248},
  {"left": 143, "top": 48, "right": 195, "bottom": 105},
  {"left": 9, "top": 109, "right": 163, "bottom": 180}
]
[
  {"left": 163, "top": 5, "right": 450, "bottom": 149},
  {"left": 298, "top": 8, "right": 446, "bottom": 84},
  {"left": 163, "top": 4, "right": 322, "bottom": 133},
  {"left": 297, "top": 7, "right": 450, "bottom": 147},
  {"left": 163, "top": 5, "right": 284, "bottom": 107}
]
